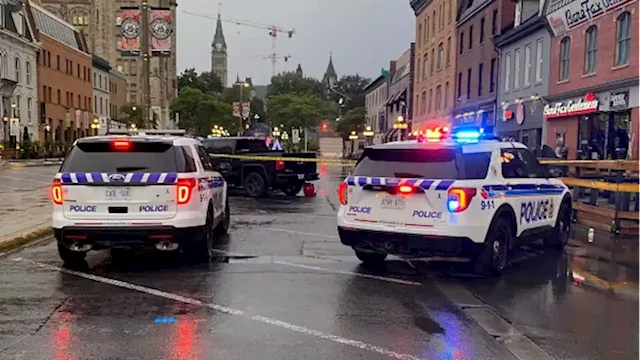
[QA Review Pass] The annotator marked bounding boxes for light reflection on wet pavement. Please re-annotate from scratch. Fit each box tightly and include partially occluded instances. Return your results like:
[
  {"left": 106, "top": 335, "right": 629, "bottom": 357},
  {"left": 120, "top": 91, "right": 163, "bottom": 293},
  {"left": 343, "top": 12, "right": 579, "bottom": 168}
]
[{"left": 0, "top": 163, "right": 637, "bottom": 360}]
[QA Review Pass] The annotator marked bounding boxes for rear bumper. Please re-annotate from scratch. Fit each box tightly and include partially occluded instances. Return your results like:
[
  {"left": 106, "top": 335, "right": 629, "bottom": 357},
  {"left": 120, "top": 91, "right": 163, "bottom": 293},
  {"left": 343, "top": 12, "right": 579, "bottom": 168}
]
[
  {"left": 337, "top": 227, "right": 483, "bottom": 258},
  {"left": 54, "top": 225, "right": 202, "bottom": 250},
  {"left": 276, "top": 173, "right": 319, "bottom": 185}
]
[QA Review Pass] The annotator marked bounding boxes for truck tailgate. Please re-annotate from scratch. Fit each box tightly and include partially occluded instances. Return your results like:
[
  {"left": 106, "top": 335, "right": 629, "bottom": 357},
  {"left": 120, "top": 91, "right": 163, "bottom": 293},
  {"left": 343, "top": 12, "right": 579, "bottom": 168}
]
[{"left": 282, "top": 152, "right": 317, "bottom": 175}]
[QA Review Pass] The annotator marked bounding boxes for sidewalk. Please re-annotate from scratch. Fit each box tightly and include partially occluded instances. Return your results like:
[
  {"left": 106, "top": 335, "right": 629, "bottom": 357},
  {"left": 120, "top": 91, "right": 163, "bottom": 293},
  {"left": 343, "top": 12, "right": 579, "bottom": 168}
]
[{"left": 0, "top": 158, "right": 64, "bottom": 168}]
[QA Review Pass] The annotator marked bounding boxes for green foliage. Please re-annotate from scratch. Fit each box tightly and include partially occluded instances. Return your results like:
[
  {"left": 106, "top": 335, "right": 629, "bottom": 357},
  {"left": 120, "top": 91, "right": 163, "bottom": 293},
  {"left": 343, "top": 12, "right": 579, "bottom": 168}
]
[
  {"left": 267, "top": 94, "right": 330, "bottom": 131},
  {"left": 331, "top": 74, "right": 371, "bottom": 110},
  {"left": 120, "top": 105, "right": 145, "bottom": 128},
  {"left": 335, "top": 107, "right": 366, "bottom": 140},
  {"left": 171, "top": 87, "right": 237, "bottom": 136},
  {"left": 267, "top": 72, "right": 325, "bottom": 98},
  {"left": 178, "top": 68, "right": 224, "bottom": 94}
]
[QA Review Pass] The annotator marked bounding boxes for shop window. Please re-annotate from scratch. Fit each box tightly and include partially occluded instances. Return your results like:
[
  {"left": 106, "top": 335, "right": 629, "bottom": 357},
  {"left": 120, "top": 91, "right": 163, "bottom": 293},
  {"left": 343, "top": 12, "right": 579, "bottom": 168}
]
[
  {"left": 584, "top": 26, "right": 597, "bottom": 74},
  {"left": 615, "top": 12, "right": 630, "bottom": 66},
  {"left": 559, "top": 37, "right": 570, "bottom": 81}
]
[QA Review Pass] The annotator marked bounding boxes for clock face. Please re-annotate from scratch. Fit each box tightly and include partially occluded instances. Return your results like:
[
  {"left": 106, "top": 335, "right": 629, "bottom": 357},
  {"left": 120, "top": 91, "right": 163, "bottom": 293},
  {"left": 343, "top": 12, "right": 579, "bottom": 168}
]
[{"left": 215, "top": 43, "right": 222, "bottom": 50}]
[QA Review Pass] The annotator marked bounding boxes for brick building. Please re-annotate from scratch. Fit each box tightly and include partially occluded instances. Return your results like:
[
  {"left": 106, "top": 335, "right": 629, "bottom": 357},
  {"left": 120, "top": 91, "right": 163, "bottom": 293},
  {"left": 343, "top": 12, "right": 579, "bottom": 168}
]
[
  {"left": 27, "top": 2, "right": 93, "bottom": 143},
  {"left": 453, "top": 0, "right": 515, "bottom": 130},
  {"left": 410, "top": 0, "right": 458, "bottom": 131},
  {"left": 544, "top": 0, "right": 638, "bottom": 160}
]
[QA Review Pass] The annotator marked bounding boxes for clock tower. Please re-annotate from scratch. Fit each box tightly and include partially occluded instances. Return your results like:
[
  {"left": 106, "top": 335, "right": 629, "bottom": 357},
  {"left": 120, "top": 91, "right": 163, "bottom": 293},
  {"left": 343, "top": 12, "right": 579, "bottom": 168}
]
[{"left": 211, "top": 13, "right": 228, "bottom": 87}]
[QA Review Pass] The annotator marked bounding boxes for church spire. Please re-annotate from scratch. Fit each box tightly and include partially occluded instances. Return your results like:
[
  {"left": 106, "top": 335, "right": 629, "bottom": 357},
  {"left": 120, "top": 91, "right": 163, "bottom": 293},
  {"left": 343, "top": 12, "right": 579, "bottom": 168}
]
[
  {"left": 295, "top": 64, "right": 303, "bottom": 76},
  {"left": 212, "top": 13, "right": 226, "bottom": 50},
  {"left": 322, "top": 52, "right": 337, "bottom": 89}
]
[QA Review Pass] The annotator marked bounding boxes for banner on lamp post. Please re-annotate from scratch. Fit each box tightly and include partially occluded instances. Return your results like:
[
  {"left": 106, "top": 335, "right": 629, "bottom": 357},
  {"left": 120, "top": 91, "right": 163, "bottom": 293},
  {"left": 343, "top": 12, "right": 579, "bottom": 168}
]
[
  {"left": 232, "top": 102, "right": 240, "bottom": 117},
  {"left": 241, "top": 102, "right": 250, "bottom": 118},
  {"left": 119, "top": 7, "right": 142, "bottom": 57}
]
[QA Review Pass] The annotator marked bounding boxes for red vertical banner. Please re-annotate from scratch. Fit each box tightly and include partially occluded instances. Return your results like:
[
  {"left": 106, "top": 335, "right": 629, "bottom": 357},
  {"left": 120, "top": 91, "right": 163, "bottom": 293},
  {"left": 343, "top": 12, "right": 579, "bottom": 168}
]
[
  {"left": 119, "top": 7, "right": 141, "bottom": 56},
  {"left": 241, "top": 102, "right": 250, "bottom": 118},
  {"left": 149, "top": 8, "right": 173, "bottom": 57}
]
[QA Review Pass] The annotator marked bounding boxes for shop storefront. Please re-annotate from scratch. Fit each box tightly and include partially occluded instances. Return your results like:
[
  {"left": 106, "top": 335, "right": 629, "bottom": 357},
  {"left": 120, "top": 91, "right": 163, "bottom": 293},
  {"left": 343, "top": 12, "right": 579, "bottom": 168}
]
[
  {"left": 496, "top": 98, "right": 546, "bottom": 150},
  {"left": 452, "top": 102, "right": 495, "bottom": 132},
  {"left": 544, "top": 87, "right": 639, "bottom": 160}
]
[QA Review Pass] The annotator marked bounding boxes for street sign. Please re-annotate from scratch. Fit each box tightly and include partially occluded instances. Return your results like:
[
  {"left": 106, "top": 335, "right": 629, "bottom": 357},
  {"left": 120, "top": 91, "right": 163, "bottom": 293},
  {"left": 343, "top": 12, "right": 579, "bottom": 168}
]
[
  {"left": 232, "top": 102, "right": 240, "bottom": 117},
  {"left": 241, "top": 102, "right": 250, "bottom": 118},
  {"left": 292, "top": 128, "right": 300, "bottom": 144}
]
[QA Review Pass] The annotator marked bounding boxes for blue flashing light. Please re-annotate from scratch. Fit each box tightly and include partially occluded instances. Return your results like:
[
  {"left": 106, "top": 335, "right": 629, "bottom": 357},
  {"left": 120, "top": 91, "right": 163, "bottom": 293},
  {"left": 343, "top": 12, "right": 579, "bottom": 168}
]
[
  {"left": 154, "top": 317, "right": 176, "bottom": 323},
  {"left": 447, "top": 199, "right": 459, "bottom": 212}
]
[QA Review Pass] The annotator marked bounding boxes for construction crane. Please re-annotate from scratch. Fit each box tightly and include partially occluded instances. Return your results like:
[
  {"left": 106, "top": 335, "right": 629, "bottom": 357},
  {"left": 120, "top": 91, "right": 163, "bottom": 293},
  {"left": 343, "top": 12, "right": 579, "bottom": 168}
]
[{"left": 183, "top": 10, "right": 295, "bottom": 77}]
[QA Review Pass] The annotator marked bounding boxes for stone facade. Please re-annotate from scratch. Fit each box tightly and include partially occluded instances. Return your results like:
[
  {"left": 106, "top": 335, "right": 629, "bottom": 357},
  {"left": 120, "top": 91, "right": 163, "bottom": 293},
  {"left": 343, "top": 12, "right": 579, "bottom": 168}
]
[
  {"left": 364, "top": 74, "right": 387, "bottom": 142},
  {"left": 92, "top": 54, "right": 110, "bottom": 134},
  {"left": 384, "top": 46, "right": 414, "bottom": 142},
  {"left": 411, "top": 0, "right": 459, "bottom": 131},
  {"left": 109, "top": 68, "right": 126, "bottom": 123},
  {"left": 0, "top": 2, "right": 40, "bottom": 144}
]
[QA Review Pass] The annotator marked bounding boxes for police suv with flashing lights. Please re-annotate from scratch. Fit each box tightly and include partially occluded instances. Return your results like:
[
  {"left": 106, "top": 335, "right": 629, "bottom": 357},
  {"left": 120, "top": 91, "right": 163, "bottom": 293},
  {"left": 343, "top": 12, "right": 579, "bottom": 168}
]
[
  {"left": 51, "top": 130, "right": 230, "bottom": 264},
  {"left": 336, "top": 128, "right": 572, "bottom": 274}
]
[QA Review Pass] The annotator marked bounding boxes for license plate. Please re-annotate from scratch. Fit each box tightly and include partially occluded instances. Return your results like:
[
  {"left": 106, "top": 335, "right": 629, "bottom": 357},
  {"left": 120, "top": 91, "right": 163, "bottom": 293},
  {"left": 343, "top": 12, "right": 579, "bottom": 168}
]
[
  {"left": 297, "top": 174, "right": 305, "bottom": 180},
  {"left": 105, "top": 187, "right": 131, "bottom": 200},
  {"left": 381, "top": 197, "right": 405, "bottom": 210}
]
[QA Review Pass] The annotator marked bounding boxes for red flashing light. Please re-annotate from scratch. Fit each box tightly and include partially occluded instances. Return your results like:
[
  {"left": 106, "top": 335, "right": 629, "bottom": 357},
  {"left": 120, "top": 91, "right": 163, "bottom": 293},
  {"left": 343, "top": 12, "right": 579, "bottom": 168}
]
[
  {"left": 112, "top": 139, "right": 131, "bottom": 150},
  {"left": 398, "top": 185, "right": 413, "bottom": 194},
  {"left": 322, "top": 123, "right": 328, "bottom": 131},
  {"left": 177, "top": 178, "right": 197, "bottom": 204},
  {"left": 338, "top": 182, "right": 348, "bottom": 205},
  {"left": 51, "top": 178, "right": 63, "bottom": 205}
]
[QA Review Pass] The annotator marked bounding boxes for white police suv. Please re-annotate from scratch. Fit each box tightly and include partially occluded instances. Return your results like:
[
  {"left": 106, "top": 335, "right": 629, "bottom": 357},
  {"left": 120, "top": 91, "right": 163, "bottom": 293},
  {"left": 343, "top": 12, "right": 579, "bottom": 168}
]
[
  {"left": 51, "top": 130, "right": 230, "bottom": 264},
  {"left": 337, "top": 127, "right": 572, "bottom": 274}
]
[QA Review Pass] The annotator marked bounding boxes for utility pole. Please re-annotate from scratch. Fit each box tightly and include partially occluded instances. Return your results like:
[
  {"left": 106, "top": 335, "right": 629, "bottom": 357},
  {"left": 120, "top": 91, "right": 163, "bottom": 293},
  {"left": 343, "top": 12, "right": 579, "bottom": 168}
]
[{"left": 141, "top": 1, "right": 151, "bottom": 127}]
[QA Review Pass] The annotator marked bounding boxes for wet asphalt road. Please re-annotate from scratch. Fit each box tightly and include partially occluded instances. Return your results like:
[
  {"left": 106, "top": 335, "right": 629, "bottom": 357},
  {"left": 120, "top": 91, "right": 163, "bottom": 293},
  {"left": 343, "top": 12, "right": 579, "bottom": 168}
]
[{"left": 0, "top": 164, "right": 638, "bottom": 360}]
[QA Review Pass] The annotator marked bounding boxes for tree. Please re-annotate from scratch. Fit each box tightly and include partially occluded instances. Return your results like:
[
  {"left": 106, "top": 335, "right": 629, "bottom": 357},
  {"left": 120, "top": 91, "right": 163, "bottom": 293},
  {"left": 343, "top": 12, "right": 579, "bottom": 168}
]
[
  {"left": 267, "top": 72, "right": 325, "bottom": 98},
  {"left": 331, "top": 74, "right": 371, "bottom": 109},
  {"left": 178, "top": 68, "right": 224, "bottom": 94},
  {"left": 120, "top": 105, "right": 145, "bottom": 128},
  {"left": 171, "top": 87, "right": 238, "bottom": 135},
  {"left": 335, "top": 107, "right": 366, "bottom": 140},
  {"left": 267, "top": 94, "right": 330, "bottom": 131}
]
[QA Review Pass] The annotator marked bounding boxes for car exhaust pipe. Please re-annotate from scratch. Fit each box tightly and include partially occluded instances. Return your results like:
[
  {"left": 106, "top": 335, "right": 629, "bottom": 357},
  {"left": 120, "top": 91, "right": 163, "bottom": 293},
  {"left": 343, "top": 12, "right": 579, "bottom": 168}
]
[
  {"left": 69, "top": 242, "right": 92, "bottom": 252},
  {"left": 155, "top": 240, "right": 179, "bottom": 251}
]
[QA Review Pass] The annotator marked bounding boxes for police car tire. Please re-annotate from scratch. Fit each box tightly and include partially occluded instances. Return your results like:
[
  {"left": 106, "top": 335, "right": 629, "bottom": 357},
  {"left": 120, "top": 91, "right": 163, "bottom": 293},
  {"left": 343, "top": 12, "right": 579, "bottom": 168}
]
[
  {"left": 544, "top": 200, "right": 571, "bottom": 249},
  {"left": 57, "top": 243, "right": 87, "bottom": 264},
  {"left": 215, "top": 198, "right": 230, "bottom": 235},
  {"left": 354, "top": 250, "right": 387, "bottom": 266},
  {"left": 244, "top": 172, "right": 267, "bottom": 198},
  {"left": 475, "top": 216, "right": 512, "bottom": 276},
  {"left": 190, "top": 207, "right": 214, "bottom": 261}
]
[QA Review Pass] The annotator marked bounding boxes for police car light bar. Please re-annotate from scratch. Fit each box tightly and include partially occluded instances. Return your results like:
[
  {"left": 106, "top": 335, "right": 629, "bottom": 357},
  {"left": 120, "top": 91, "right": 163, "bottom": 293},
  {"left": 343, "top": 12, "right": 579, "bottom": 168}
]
[{"left": 106, "top": 129, "right": 187, "bottom": 136}]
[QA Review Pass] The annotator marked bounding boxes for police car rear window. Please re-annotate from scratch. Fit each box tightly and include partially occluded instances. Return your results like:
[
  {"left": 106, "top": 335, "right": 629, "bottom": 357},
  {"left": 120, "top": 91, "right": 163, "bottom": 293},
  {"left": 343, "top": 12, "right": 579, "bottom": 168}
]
[
  {"left": 61, "top": 142, "right": 190, "bottom": 173},
  {"left": 354, "top": 148, "right": 490, "bottom": 180}
]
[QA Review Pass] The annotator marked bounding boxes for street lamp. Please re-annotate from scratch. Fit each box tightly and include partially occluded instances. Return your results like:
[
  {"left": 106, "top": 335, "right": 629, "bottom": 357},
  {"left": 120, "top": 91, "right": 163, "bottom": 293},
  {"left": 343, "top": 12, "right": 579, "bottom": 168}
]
[
  {"left": 272, "top": 126, "right": 280, "bottom": 137},
  {"left": 348, "top": 130, "right": 358, "bottom": 157},
  {"left": 363, "top": 125, "right": 374, "bottom": 145}
]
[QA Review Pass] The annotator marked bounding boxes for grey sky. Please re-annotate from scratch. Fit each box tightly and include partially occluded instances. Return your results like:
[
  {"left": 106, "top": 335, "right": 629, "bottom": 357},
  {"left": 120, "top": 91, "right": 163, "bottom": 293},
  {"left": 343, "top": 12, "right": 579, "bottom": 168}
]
[{"left": 177, "top": 0, "right": 415, "bottom": 86}]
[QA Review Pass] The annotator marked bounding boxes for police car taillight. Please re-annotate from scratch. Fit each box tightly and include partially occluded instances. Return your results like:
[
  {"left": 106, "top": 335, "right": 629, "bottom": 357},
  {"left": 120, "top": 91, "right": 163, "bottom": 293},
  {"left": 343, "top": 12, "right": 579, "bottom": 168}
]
[
  {"left": 447, "top": 187, "right": 476, "bottom": 212},
  {"left": 51, "top": 179, "right": 63, "bottom": 205},
  {"left": 177, "top": 178, "right": 197, "bottom": 204},
  {"left": 398, "top": 185, "right": 413, "bottom": 194},
  {"left": 338, "top": 182, "right": 348, "bottom": 205},
  {"left": 276, "top": 160, "right": 285, "bottom": 171}
]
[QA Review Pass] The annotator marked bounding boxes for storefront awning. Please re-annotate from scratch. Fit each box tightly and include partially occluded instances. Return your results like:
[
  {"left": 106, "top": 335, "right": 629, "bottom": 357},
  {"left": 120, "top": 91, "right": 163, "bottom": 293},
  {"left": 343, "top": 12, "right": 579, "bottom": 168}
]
[
  {"left": 383, "top": 128, "right": 398, "bottom": 142},
  {"left": 386, "top": 89, "right": 407, "bottom": 106}
]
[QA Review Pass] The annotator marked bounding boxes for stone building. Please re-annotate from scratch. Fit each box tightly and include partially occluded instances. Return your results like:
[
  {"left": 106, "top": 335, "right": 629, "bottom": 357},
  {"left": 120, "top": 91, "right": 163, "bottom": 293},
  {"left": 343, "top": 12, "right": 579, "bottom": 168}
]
[
  {"left": 0, "top": 1, "right": 40, "bottom": 145},
  {"left": 92, "top": 54, "right": 110, "bottom": 134},
  {"left": 411, "top": 0, "right": 458, "bottom": 131},
  {"left": 383, "top": 45, "right": 414, "bottom": 142},
  {"left": 109, "top": 67, "right": 127, "bottom": 124},
  {"left": 211, "top": 13, "right": 227, "bottom": 86},
  {"left": 364, "top": 74, "right": 388, "bottom": 143},
  {"left": 33, "top": 0, "right": 178, "bottom": 130}
]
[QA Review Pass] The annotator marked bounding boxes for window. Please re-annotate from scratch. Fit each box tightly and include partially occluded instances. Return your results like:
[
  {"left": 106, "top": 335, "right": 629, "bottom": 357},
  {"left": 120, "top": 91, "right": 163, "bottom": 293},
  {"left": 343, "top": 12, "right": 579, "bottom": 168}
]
[
  {"left": 457, "top": 72, "right": 462, "bottom": 99},
  {"left": 515, "top": 0, "right": 523, "bottom": 26},
  {"left": 459, "top": 32, "right": 464, "bottom": 54},
  {"left": 27, "top": 97, "right": 32, "bottom": 121},
  {"left": 446, "top": 37, "right": 451, "bottom": 65},
  {"left": 504, "top": 53, "right": 511, "bottom": 91},
  {"left": 584, "top": 26, "right": 597, "bottom": 74},
  {"left": 615, "top": 12, "right": 630, "bottom": 66},
  {"left": 437, "top": 43, "right": 443, "bottom": 70},
  {"left": 466, "top": 68, "right": 471, "bottom": 99},
  {"left": 468, "top": 25, "right": 473, "bottom": 49},
  {"left": 444, "top": 82, "right": 449, "bottom": 108},
  {"left": 418, "top": 23, "right": 422, "bottom": 44},
  {"left": 492, "top": 9, "right": 498, "bottom": 34},
  {"left": 559, "top": 37, "right": 570, "bottom": 81},
  {"left": 416, "top": 58, "right": 421, "bottom": 81},
  {"left": 535, "top": 39, "right": 543, "bottom": 82},
  {"left": 14, "top": 95, "right": 20, "bottom": 118},
  {"left": 430, "top": 49, "right": 434, "bottom": 74},
  {"left": 56, "top": 55, "right": 60, "bottom": 70},
  {"left": 77, "top": 63, "right": 80, "bottom": 78},
  {"left": 57, "top": 89, "right": 61, "bottom": 104},
  {"left": 78, "top": 95, "right": 81, "bottom": 108},
  {"left": 25, "top": 61, "right": 30, "bottom": 85},
  {"left": 426, "top": 17, "right": 429, "bottom": 40},
  {"left": 48, "top": 87, "right": 52, "bottom": 103},
  {"left": 480, "top": 17, "right": 485, "bottom": 43},
  {"left": 432, "top": 10, "right": 435, "bottom": 36},
  {"left": 100, "top": 97, "right": 103, "bottom": 114},
  {"left": 524, "top": 44, "right": 531, "bottom": 86},
  {"left": 514, "top": 48, "right": 521, "bottom": 89},
  {"left": 428, "top": 88, "right": 433, "bottom": 112},
  {"left": 435, "top": 85, "right": 442, "bottom": 110},
  {"left": 423, "top": 54, "right": 428, "bottom": 78},
  {"left": 478, "top": 63, "right": 484, "bottom": 96},
  {"left": 94, "top": 95, "right": 97, "bottom": 111},
  {"left": 196, "top": 146, "right": 214, "bottom": 171},
  {"left": 14, "top": 57, "right": 19, "bottom": 83},
  {"left": 448, "top": 1, "right": 452, "bottom": 23},
  {"left": 42, "top": 85, "right": 47, "bottom": 102},
  {"left": 94, "top": 72, "right": 96, "bottom": 85},
  {"left": 420, "top": 91, "right": 426, "bottom": 114},
  {"left": 501, "top": 148, "right": 546, "bottom": 178}
]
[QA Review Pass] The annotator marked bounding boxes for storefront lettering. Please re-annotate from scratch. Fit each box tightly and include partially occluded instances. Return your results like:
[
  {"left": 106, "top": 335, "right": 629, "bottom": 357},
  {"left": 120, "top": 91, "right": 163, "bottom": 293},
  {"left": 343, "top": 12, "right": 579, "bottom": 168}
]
[
  {"left": 610, "top": 91, "right": 628, "bottom": 110},
  {"left": 546, "top": 0, "right": 630, "bottom": 35},
  {"left": 544, "top": 95, "right": 599, "bottom": 118}
]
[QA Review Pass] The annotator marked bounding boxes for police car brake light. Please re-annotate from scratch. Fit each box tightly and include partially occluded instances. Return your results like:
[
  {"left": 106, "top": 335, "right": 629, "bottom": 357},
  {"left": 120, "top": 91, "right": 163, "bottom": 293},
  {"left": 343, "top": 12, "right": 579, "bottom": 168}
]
[
  {"left": 112, "top": 139, "right": 131, "bottom": 150},
  {"left": 51, "top": 178, "right": 63, "bottom": 205},
  {"left": 447, "top": 187, "right": 476, "bottom": 212},
  {"left": 338, "top": 182, "right": 348, "bottom": 205},
  {"left": 398, "top": 185, "right": 413, "bottom": 194},
  {"left": 177, "top": 178, "right": 197, "bottom": 204}
]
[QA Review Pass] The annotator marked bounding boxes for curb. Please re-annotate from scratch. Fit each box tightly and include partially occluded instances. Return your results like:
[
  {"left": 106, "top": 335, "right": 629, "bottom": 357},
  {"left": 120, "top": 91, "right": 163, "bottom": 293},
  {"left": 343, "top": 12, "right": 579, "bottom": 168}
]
[
  {"left": 0, "top": 224, "right": 54, "bottom": 254},
  {"left": 570, "top": 269, "right": 639, "bottom": 300}
]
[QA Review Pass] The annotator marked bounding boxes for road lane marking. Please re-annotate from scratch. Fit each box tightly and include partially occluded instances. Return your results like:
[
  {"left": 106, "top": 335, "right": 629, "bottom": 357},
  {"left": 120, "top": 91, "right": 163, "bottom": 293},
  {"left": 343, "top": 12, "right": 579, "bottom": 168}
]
[
  {"left": 263, "top": 228, "right": 339, "bottom": 239},
  {"left": 274, "top": 261, "right": 423, "bottom": 286},
  {"left": 11, "top": 257, "right": 419, "bottom": 360},
  {"left": 0, "top": 174, "right": 51, "bottom": 185}
]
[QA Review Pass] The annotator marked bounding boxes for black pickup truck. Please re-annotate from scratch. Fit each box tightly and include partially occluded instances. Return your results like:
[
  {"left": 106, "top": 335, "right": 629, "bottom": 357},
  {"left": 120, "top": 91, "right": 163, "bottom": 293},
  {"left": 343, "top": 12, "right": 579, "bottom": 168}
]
[{"left": 202, "top": 137, "right": 319, "bottom": 197}]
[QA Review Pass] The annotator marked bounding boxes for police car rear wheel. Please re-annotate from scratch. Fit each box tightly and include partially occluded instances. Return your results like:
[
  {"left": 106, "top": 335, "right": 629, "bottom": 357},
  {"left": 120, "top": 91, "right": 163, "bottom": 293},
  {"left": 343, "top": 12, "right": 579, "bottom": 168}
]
[
  {"left": 545, "top": 201, "right": 571, "bottom": 249},
  {"left": 475, "top": 217, "right": 512, "bottom": 275},
  {"left": 354, "top": 250, "right": 387, "bottom": 266},
  {"left": 58, "top": 243, "right": 87, "bottom": 264}
]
